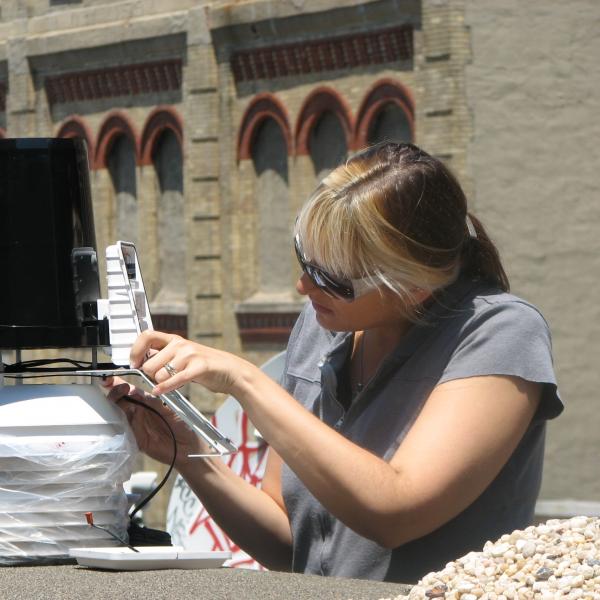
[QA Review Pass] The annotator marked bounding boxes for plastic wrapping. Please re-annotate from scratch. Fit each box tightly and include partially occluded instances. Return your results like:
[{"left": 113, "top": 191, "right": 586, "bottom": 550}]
[{"left": 0, "top": 420, "right": 137, "bottom": 565}]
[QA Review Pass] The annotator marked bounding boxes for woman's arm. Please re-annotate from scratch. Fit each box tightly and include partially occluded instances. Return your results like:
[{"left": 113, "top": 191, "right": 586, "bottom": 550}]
[
  {"left": 133, "top": 332, "right": 542, "bottom": 549},
  {"left": 229, "top": 369, "right": 542, "bottom": 548},
  {"left": 177, "top": 446, "right": 293, "bottom": 570}
]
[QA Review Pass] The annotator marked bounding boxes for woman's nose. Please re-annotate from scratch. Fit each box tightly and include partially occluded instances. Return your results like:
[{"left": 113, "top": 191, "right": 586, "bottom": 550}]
[{"left": 296, "top": 272, "right": 316, "bottom": 296}]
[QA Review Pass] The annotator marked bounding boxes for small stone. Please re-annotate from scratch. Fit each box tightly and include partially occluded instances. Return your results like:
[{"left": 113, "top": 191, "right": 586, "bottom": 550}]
[
  {"left": 455, "top": 580, "right": 475, "bottom": 593},
  {"left": 570, "top": 574, "right": 584, "bottom": 587},
  {"left": 569, "top": 516, "right": 589, "bottom": 530},
  {"left": 535, "top": 567, "right": 553, "bottom": 581},
  {"left": 425, "top": 584, "right": 448, "bottom": 598},
  {"left": 521, "top": 541, "right": 536, "bottom": 558},
  {"left": 489, "top": 543, "right": 510, "bottom": 558}
]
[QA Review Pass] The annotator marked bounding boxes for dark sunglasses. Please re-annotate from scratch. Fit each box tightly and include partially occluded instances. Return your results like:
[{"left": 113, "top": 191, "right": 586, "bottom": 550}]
[{"left": 294, "top": 235, "right": 374, "bottom": 302}]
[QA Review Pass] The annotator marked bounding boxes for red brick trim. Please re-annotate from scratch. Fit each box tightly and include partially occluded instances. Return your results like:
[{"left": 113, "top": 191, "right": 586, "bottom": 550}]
[
  {"left": 237, "top": 93, "right": 292, "bottom": 161},
  {"left": 354, "top": 78, "right": 415, "bottom": 150},
  {"left": 56, "top": 115, "right": 95, "bottom": 160},
  {"left": 231, "top": 25, "right": 413, "bottom": 83},
  {"left": 152, "top": 313, "right": 188, "bottom": 338},
  {"left": 94, "top": 111, "right": 140, "bottom": 169},
  {"left": 236, "top": 312, "right": 300, "bottom": 344},
  {"left": 44, "top": 59, "right": 182, "bottom": 105},
  {"left": 295, "top": 86, "right": 354, "bottom": 157},
  {"left": 140, "top": 106, "right": 184, "bottom": 166}
]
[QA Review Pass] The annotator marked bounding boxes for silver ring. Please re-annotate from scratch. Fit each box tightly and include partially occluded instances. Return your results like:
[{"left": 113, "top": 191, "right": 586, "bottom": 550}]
[{"left": 164, "top": 362, "right": 177, "bottom": 377}]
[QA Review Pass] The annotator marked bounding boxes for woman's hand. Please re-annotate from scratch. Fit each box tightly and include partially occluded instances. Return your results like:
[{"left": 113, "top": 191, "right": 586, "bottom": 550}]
[
  {"left": 129, "top": 330, "right": 256, "bottom": 398},
  {"left": 101, "top": 376, "right": 205, "bottom": 467}
]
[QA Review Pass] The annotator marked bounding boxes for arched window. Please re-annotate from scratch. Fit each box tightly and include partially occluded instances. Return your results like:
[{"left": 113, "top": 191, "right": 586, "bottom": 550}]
[
  {"left": 56, "top": 116, "right": 94, "bottom": 162},
  {"left": 107, "top": 135, "right": 138, "bottom": 245},
  {"left": 367, "top": 102, "right": 412, "bottom": 145},
  {"left": 295, "top": 87, "right": 352, "bottom": 181},
  {"left": 251, "top": 117, "right": 290, "bottom": 294},
  {"left": 236, "top": 95, "right": 298, "bottom": 344},
  {"left": 308, "top": 111, "right": 348, "bottom": 181},
  {"left": 355, "top": 79, "right": 415, "bottom": 150},
  {"left": 152, "top": 129, "right": 186, "bottom": 318}
]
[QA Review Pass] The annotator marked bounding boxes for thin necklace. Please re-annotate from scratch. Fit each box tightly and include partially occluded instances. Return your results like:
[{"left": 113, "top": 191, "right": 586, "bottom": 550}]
[{"left": 355, "top": 331, "right": 366, "bottom": 394}]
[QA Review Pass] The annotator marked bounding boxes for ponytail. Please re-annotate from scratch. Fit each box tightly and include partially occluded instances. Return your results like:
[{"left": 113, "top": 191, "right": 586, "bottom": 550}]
[{"left": 461, "top": 212, "right": 510, "bottom": 292}]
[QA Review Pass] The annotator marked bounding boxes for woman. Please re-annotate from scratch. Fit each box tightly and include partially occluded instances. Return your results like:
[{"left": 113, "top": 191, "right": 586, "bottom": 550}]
[{"left": 105, "top": 143, "right": 562, "bottom": 583}]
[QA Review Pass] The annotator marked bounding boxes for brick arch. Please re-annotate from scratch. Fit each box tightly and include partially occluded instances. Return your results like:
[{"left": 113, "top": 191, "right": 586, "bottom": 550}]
[
  {"left": 354, "top": 79, "right": 415, "bottom": 149},
  {"left": 94, "top": 111, "right": 140, "bottom": 169},
  {"left": 56, "top": 116, "right": 95, "bottom": 163},
  {"left": 140, "top": 106, "right": 184, "bottom": 166},
  {"left": 295, "top": 87, "right": 353, "bottom": 156},
  {"left": 237, "top": 94, "right": 292, "bottom": 162}
]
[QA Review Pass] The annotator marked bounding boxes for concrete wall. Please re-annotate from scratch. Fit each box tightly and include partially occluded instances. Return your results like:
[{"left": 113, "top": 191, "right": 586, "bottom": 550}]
[{"left": 465, "top": 0, "right": 600, "bottom": 500}]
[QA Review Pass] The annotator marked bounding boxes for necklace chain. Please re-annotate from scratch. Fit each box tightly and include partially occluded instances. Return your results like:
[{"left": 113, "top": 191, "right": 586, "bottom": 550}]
[{"left": 354, "top": 331, "right": 366, "bottom": 394}]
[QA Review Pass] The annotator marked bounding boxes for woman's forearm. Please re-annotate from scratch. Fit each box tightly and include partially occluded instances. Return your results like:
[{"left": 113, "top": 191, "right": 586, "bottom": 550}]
[{"left": 177, "top": 454, "right": 293, "bottom": 570}]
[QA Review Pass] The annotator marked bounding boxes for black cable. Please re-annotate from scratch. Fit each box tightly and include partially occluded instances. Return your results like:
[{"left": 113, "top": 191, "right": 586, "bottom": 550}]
[
  {"left": 120, "top": 396, "right": 177, "bottom": 522},
  {"left": 2, "top": 358, "right": 119, "bottom": 373}
]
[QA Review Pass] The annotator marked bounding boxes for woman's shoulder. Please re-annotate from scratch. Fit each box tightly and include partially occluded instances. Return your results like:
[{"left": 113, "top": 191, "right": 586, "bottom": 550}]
[
  {"left": 450, "top": 282, "right": 552, "bottom": 338},
  {"left": 480, "top": 290, "right": 551, "bottom": 342},
  {"left": 438, "top": 281, "right": 561, "bottom": 417}
]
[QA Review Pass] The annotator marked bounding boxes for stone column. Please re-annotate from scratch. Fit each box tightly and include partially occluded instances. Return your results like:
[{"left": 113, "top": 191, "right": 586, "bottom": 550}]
[
  {"left": 90, "top": 168, "right": 116, "bottom": 297},
  {"left": 137, "top": 165, "right": 160, "bottom": 300},
  {"left": 419, "top": 0, "right": 472, "bottom": 193},
  {"left": 184, "top": 6, "right": 224, "bottom": 412},
  {"left": 6, "top": 36, "right": 35, "bottom": 136}
]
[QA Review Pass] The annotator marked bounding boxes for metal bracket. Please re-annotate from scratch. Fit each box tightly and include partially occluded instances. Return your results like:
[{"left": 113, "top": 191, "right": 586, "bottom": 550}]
[{"left": 5, "top": 368, "right": 238, "bottom": 458}]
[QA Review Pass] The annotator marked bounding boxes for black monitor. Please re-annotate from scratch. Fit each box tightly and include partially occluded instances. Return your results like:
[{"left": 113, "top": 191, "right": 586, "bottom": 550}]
[{"left": 0, "top": 138, "right": 108, "bottom": 349}]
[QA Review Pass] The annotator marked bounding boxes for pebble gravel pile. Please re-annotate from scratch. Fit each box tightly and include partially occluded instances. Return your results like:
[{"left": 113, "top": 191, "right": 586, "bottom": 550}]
[{"left": 388, "top": 516, "right": 600, "bottom": 600}]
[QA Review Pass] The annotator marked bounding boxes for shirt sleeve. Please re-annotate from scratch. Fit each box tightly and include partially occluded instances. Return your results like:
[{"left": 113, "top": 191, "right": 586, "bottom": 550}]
[{"left": 438, "top": 298, "right": 563, "bottom": 420}]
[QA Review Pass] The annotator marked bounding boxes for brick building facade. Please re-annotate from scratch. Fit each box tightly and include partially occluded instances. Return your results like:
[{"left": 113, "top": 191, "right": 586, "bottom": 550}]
[
  {"left": 2, "top": 0, "right": 599, "bottom": 522},
  {"left": 0, "top": 0, "right": 471, "bottom": 405}
]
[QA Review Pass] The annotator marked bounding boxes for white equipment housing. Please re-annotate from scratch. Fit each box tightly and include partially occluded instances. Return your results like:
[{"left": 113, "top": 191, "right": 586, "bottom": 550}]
[
  {"left": 98, "top": 241, "right": 152, "bottom": 367},
  {"left": 0, "top": 384, "right": 136, "bottom": 564},
  {"left": 96, "top": 241, "right": 236, "bottom": 456}
]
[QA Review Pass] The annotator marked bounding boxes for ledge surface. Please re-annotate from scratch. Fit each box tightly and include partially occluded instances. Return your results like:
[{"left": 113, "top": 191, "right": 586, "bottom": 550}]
[{"left": 0, "top": 564, "right": 412, "bottom": 600}]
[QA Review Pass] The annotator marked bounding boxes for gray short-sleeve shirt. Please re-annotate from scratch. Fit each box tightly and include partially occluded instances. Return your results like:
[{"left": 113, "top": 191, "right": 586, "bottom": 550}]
[{"left": 280, "top": 278, "right": 562, "bottom": 583}]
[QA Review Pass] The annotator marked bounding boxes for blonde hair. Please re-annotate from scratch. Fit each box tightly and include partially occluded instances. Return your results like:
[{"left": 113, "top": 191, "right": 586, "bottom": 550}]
[{"left": 294, "top": 143, "right": 508, "bottom": 311}]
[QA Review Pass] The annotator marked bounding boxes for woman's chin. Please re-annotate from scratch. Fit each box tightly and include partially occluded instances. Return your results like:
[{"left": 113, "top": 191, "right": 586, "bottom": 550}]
[{"left": 313, "top": 309, "right": 345, "bottom": 332}]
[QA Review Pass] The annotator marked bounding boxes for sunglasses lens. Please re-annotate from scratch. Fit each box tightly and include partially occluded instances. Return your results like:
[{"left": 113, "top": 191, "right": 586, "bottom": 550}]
[
  {"left": 295, "top": 238, "right": 354, "bottom": 300},
  {"left": 312, "top": 267, "right": 354, "bottom": 300}
]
